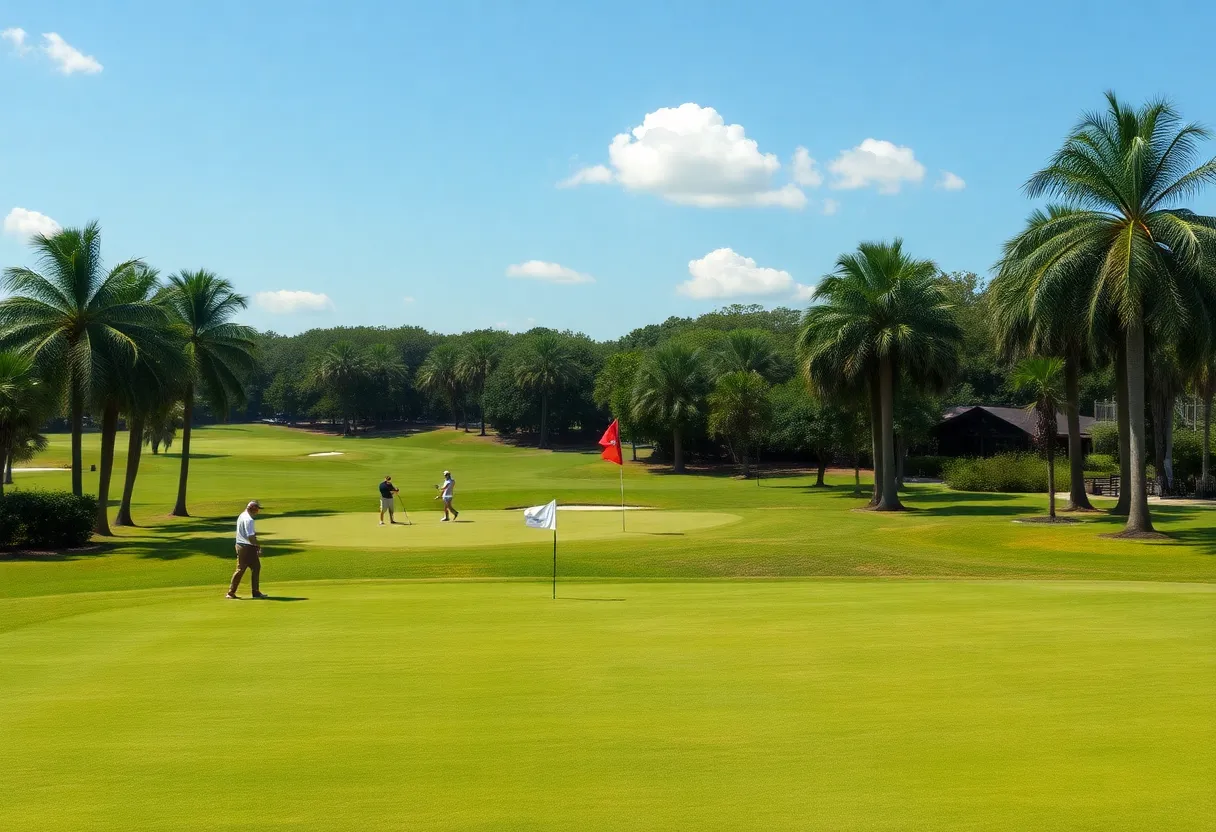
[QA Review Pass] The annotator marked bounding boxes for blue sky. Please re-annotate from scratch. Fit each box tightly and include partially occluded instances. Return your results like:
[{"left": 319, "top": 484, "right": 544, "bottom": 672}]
[{"left": 3, "top": 1, "right": 1215, "bottom": 339}]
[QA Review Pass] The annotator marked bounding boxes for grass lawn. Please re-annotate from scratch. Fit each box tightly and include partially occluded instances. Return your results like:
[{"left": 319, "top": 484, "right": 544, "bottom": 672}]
[{"left": 1, "top": 425, "right": 1214, "bottom": 829}]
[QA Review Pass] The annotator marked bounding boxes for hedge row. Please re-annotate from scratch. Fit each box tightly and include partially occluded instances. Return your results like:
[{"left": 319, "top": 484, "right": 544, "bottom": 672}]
[
  {"left": 0, "top": 491, "right": 95, "bottom": 550},
  {"left": 942, "top": 453, "right": 1072, "bottom": 493}
]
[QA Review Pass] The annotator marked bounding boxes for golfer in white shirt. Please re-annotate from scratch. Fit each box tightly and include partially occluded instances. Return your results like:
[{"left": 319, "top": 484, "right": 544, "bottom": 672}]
[
  {"left": 227, "top": 500, "right": 267, "bottom": 599},
  {"left": 437, "top": 470, "right": 459, "bottom": 521}
]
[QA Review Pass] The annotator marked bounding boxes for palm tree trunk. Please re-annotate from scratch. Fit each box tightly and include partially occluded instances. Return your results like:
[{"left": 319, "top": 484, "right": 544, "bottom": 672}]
[
  {"left": 816, "top": 456, "right": 827, "bottom": 487},
  {"left": 1047, "top": 427, "right": 1056, "bottom": 519},
  {"left": 94, "top": 404, "right": 119, "bottom": 536},
  {"left": 115, "top": 414, "right": 144, "bottom": 527},
  {"left": 1150, "top": 389, "right": 1169, "bottom": 493},
  {"left": 71, "top": 391, "right": 84, "bottom": 497},
  {"left": 151, "top": 438, "right": 161, "bottom": 455},
  {"left": 539, "top": 394, "right": 549, "bottom": 449},
  {"left": 877, "top": 355, "right": 903, "bottom": 511},
  {"left": 1113, "top": 343, "right": 1131, "bottom": 515},
  {"left": 1123, "top": 321, "right": 1155, "bottom": 535},
  {"left": 895, "top": 434, "right": 905, "bottom": 488},
  {"left": 852, "top": 451, "right": 860, "bottom": 495},
  {"left": 740, "top": 447, "right": 750, "bottom": 479},
  {"left": 672, "top": 426, "right": 685, "bottom": 473},
  {"left": 0, "top": 437, "right": 8, "bottom": 499},
  {"left": 172, "top": 388, "right": 194, "bottom": 517},
  {"left": 4, "top": 456, "right": 11, "bottom": 485},
  {"left": 1064, "top": 349, "right": 1094, "bottom": 511},
  {"left": 1202, "top": 392, "right": 1212, "bottom": 485},
  {"left": 868, "top": 372, "right": 883, "bottom": 506},
  {"left": 480, "top": 390, "right": 487, "bottom": 436},
  {"left": 1163, "top": 401, "right": 1175, "bottom": 492},
  {"left": 631, "top": 437, "right": 637, "bottom": 462}
]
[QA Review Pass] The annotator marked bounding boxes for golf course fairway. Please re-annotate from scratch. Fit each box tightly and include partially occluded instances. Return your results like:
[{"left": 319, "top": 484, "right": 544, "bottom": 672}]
[{"left": 1, "top": 580, "right": 1212, "bottom": 831}]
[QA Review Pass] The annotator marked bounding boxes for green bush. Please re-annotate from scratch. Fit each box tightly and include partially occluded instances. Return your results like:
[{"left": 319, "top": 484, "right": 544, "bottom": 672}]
[
  {"left": 942, "top": 453, "right": 1071, "bottom": 493},
  {"left": 905, "top": 455, "right": 948, "bottom": 478},
  {"left": 1170, "top": 429, "right": 1214, "bottom": 483},
  {"left": 1091, "top": 422, "right": 1119, "bottom": 458},
  {"left": 0, "top": 491, "right": 96, "bottom": 550},
  {"left": 1084, "top": 453, "right": 1118, "bottom": 475}
]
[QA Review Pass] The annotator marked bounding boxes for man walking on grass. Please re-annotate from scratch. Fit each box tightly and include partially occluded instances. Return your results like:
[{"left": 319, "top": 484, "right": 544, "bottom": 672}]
[
  {"left": 379, "top": 475, "right": 400, "bottom": 525},
  {"left": 437, "top": 470, "right": 459, "bottom": 521},
  {"left": 227, "top": 500, "right": 267, "bottom": 599}
]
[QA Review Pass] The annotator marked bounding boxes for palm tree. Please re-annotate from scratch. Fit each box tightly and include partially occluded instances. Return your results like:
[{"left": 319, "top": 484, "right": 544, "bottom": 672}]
[
  {"left": 631, "top": 342, "right": 707, "bottom": 473},
  {"left": 1012, "top": 357, "right": 1066, "bottom": 519},
  {"left": 161, "top": 270, "right": 257, "bottom": 518},
  {"left": 0, "top": 351, "right": 50, "bottom": 498},
  {"left": 1001, "top": 93, "right": 1216, "bottom": 535},
  {"left": 365, "top": 344, "right": 406, "bottom": 423},
  {"left": 799, "top": 240, "right": 961, "bottom": 510},
  {"left": 707, "top": 370, "right": 772, "bottom": 478},
  {"left": 315, "top": 341, "right": 369, "bottom": 435},
  {"left": 513, "top": 333, "right": 577, "bottom": 449},
  {"left": 144, "top": 400, "right": 184, "bottom": 454},
  {"left": 1196, "top": 359, "right": 1216, "bottom": 493},
  {"left": 709, "top": 330, "right": 783, "bottom": 383},
  {"left": 456, "top": 337, "right": 500, "bottom": 436},
  {"left": 417, "top": 343, "right": 463, "bottom": 430},
  {"left": 0, "top": 222, "right": 147, "bottom": 496},
  {"left": 991, "top": 237, "right": 1096, "bottom": 511}
]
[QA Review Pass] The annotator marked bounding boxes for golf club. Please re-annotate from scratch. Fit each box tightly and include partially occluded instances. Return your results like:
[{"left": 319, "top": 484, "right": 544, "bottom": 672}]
[{"left": 395, "top": 492, "right": 411, "bottom": 525}]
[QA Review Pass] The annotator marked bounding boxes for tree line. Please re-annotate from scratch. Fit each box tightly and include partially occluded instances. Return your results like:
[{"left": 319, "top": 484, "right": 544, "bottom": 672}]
[{"left": 2, "top": 93, "right": 1213, "bottom": 542}]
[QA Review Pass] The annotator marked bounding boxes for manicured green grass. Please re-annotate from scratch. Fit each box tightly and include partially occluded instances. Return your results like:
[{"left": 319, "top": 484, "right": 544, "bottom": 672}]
[
  {"left": 2, "top": 425, "right": 1215, "bottom": 829},
  {"left": 1, "top": 581, "right": 1212, "bottom": 830}
]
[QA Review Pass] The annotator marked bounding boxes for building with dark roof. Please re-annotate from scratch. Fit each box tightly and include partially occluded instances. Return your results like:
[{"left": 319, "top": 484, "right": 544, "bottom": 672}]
[{"left": 930, "top": 406, "right": 1096, "bottom": 457}]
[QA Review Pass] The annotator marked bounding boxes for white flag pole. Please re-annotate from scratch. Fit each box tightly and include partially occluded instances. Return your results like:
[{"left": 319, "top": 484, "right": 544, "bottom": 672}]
[{"left": 619, "top": 462, "right": 626, "bottom": 532}]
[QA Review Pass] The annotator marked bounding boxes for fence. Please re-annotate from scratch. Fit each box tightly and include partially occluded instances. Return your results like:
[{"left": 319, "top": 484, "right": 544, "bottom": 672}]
[{"left": 1094, "top": 395, "right": 1204, "bottom": 428}]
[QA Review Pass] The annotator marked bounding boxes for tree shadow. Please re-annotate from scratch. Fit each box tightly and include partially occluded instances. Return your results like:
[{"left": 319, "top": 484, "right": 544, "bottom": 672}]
[
  {"left": 897, "top": 490, "right": 1033, "bottom": 518},
  {"left": 122, "top": 508, "right": 338, "bottom": 561},
  {"left": 163, "top": 453, "right": 230, "bottom": 460},
  {"left": 0, "top": 546, "right": 108, "bottom": 563}
]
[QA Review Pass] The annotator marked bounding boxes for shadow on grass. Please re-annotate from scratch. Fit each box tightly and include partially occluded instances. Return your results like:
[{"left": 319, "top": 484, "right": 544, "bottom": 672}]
[
  {"left": 559, "top": 596, "right": 626, "bottom": 602},
  {"left": 900, "top": 490, "right": 1031, "bottom": 517},
  {"left": 122, "top": 508, "right": 338, "bottom": 561},
  {"left": 163, "top": 452, "right": 230, "bottom": 461}
]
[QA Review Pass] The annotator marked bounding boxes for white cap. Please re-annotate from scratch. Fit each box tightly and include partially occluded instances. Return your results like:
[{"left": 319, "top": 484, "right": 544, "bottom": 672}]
[{"left": 443, "top": 470, "right": 451, "bottom": 476}]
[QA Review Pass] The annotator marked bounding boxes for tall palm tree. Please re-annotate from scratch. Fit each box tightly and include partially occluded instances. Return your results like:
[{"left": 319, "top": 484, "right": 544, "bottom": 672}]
[
  {"left": 365, "top": 343, "right": 406, "bottom": 423},
  {"left": 631, "top": 342, "right": 707, "bottom": 473},
  {"left": 1000, "top": 93, "right": 1216, "bottom": 535},
  {"left": 799, "top": 240, "right": 961, "bottom": 510},
  {"left": 0, "top": 351, "right": 50, "bottom": 498},
  {"left": 315, "top": 341, "right": 369, "bottom": 435},
  {"left": 709, "top": 329, "right": 783, "bottom": 383},
  {"left": 456, "top": 337, "right": 500, "bottom": 436},
  {"left": 161, "top": 270, "right": 257, "bottom": 518},
  {"left": 144, "top": 400, "right": 183, "bottom": 454},
  {"left": 707, "top": 370, "right": 772, "bottom": 478},
  {"left": 0, "top": 222, "right": 147, "bottom": 496},
  {"left": 991, "top": 239, "right": 1095, "bottom": 512},
  {"left": 1012, "top": 356, "right": 1066, "bottom": 519},
  {"left": 513, "top": 333, "right": 576, "bottom": 449},
  {"left": 417, "top": 343, "right": 463, "bottom": 430}
]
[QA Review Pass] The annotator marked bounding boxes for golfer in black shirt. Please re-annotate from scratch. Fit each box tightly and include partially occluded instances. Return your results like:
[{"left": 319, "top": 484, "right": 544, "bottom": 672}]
[{"left": 379, "top": 475, "right": 400, "bottom": 525}]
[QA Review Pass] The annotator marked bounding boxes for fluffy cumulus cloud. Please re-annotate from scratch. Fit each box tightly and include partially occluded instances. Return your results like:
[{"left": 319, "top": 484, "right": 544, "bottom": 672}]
[
  {"left": 829, "top": 139, "right": 925, "bottom": 194},
  {"left": 41, "top": 32, "right": 102, "bottom": 74},
  {"left": 791, "top": 147, "right": 823, "bottom": 187},
  {"left": 678, "top": 248, "right": 811, "bottom": 300},
  {"left": 505, "top": 260, "right": 594, "bottom": 284},
  {"left": 3, "top": 207, "right": 61, "bottom": 238},
  {"left": 561, "top": 103, "right": 806, "bottom": 209},
  {"left": 255, "top": 290, "right": 334, "bottom": 315},
  {"left": 1, "top": 27, "right": 29, "bottom": 54},
  {"left": 937, "top": 171, "right": 966, "bottom": 191}
]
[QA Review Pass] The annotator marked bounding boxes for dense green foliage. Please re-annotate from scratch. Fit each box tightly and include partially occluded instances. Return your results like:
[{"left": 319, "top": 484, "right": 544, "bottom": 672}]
[
  {"left": 942, "top": 453, "right": 1072, "bottom": 494},
  {"left": 0, "top": 491, "right": 95, "bottom": 549}
]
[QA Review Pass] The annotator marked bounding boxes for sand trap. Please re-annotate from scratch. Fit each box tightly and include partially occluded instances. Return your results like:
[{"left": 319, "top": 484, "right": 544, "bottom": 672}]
[
  {"left": 12, "top": 467, "right": 68, "bottom": 472},
  {"left": 307, "top": 452, "right": 345, "bottom": 457}
]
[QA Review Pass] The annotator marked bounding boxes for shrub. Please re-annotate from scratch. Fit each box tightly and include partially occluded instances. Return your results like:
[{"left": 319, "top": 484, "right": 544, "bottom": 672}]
[
  {"left": 905, "top": 455, "right": 948, "bottom": 478},
  {"left": 1091, "top": 422, "right": 1119, "bottom": 458},
  {"left": 1084, "top": 453, "right": 1118, "bottom": 475},
  {"left": 942, "top": 453, "right": 1071, "bottom": 493},
  {"left": 0, "top": 491, "right": 96, "bottom": 550},
  {"left": 1170, "top": 429, "right": 1215, "bottom": 483}
]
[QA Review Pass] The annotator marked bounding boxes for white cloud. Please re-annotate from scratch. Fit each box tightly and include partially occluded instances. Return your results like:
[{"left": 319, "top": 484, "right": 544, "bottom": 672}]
[
  {"left": 558, "top": 164, "right": 613, "bottom": 188},
  {"left": 41, "top": 32, "right": 102, "bottom": 75},
  {"left": 2, "top": 27, "right": 29, "bottom": 54},
  {"left": 937, "top": 171, "right": 966, "bottom": 191},
  {"left": 678, "top": 248, "right": 811, "bottom": 300},
  {"left": 791, "top": 147, "right": 822, "bottom": 187},
  {"left": 829, "top": 139, "right": 925, "bottom": 194},
  {"left": 402, "top": 296, "right": 416, "bottom": 304},
  {"left": 255, "top": 290, "right": 334, "bottom": 315},
  {"left": 821, "top": 198, "right": 839, "bottom": 216},
  {"left": 505, "top": 260, "right": 594, "bottom": 285},
  {"left": 3, "top": 207, "right": 61, "bottom": 238},
  {"left": 563, "top": 103, "right": 806, "bottom": 209}
]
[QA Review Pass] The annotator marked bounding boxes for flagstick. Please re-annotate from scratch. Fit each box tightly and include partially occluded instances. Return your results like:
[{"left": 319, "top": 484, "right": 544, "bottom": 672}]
[
  {"left": 552, "top": 528, "right": 557, "bottom": 599},
  {"left": 619, "top": 462, "right": 626, "bottom": 532}
]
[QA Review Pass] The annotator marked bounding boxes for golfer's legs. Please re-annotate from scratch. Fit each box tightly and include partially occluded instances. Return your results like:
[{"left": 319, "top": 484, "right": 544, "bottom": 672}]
[
  {"left": 229, "top": 564, "right": 246, "bottom": 594},
  {"left": 249, "top": 558, "right": 261, "bottom": 594}
]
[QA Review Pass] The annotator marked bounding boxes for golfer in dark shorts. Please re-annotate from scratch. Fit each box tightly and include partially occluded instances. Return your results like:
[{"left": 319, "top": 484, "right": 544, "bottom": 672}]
[
  {"left": 379, "top": 475, "right": 400, "bottom": 525},
  {"left": 227, "top": 500, "right": 266, "bottom": 599}
]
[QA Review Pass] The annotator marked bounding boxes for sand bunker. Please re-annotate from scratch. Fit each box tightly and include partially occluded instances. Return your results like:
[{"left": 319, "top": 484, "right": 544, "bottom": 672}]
[{"left": 307, "top": 452, "right": 345, "bottom": 457}]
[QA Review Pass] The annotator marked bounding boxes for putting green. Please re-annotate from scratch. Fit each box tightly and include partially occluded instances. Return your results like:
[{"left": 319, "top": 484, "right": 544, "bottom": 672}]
[
  {"left": 258, "top": 509, "right": 740, "bottom": 549},
  {"left": 1, "top": 580, "right": 1212, "bottom": 831}
]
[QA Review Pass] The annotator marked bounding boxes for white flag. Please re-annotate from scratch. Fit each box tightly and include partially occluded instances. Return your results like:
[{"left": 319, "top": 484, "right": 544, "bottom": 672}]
[{"left": 524, "top": 499, "right": 557, "bottom": 531}]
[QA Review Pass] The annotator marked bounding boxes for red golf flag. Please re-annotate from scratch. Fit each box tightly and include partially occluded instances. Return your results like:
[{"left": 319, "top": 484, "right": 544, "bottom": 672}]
[{"left": 599, "top": 419, "right": 623, "bottom": 465}]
